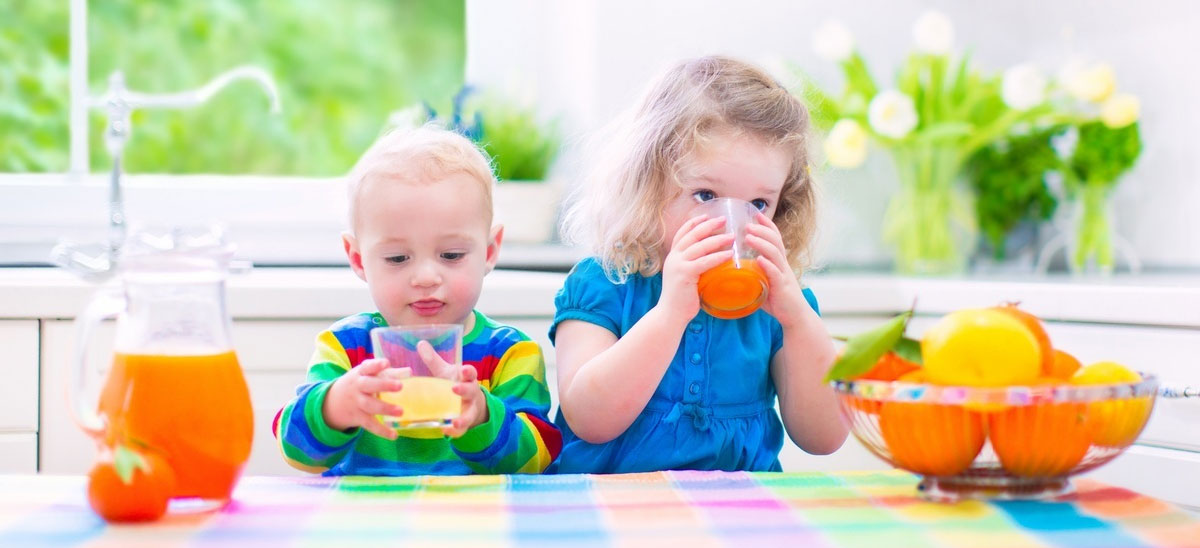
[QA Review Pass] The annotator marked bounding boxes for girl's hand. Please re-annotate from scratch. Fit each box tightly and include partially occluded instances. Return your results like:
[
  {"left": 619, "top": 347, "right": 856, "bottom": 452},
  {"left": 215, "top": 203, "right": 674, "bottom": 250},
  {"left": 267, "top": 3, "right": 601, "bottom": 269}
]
[
  {"left": 745, "top": 212, "right": 813, "bottom": 329},
  {"left": 323, "top": 358, "right": 408, "bottom": 440},
  {"left": 414, "top": 341, "right": 489, "bottom": 437},
  {"left": 659, "top": 215, "right": 736, "bottom": 321}
]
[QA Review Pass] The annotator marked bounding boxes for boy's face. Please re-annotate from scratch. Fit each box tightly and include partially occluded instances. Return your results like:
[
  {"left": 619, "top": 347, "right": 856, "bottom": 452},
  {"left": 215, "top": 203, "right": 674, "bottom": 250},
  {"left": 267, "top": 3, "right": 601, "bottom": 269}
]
[{"left": 343, "top": 172, "right": 501, "bottom": 328}]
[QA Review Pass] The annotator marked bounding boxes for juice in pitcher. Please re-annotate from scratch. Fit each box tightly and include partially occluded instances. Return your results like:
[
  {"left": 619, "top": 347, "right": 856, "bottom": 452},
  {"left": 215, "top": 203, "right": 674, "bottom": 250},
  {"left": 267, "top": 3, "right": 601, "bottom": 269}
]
[{"left": 98, "top": 350, "right": 253, "bottom": 503}]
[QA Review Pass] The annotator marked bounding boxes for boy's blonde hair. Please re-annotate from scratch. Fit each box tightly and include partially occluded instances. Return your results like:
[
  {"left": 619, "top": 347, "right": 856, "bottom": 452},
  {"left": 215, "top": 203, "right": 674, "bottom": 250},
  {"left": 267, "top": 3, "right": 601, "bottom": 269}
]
[
  {"left": 346, "top": 125, "right": 496, "bottom": 232},
  {"left": 562, "top": 56, "right": 819, "bottom": 281}
]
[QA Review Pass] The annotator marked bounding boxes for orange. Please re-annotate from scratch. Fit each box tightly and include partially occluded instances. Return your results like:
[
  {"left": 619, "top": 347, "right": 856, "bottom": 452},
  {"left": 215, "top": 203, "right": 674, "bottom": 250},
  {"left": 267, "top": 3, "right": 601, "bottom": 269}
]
[
  {"left": 845, "top": 352, "right": 923, "bottom": 415},
  {"left": 854, "top": 351, "right": 922, "bottom": 382},
  {"left": 1071, "top": 361, "right": 1152, "bottom": 447},
  {"left": 921, "top": 308, "right": 1042, "bottom": 387},
  {"left": 1048, "top": 349, "right": 1083, "bottom": 380},
  {"left": 698, "top": 259, "right": 767, "bottom": 319},
  {"left": 992, "top": 303, "right": 1055, "bottom": 376},
  {"left": 879, "top": 401, "right": 985, "bottom": 477},
  {"left": 989, "top": 378, "right": 1091, "bottom": 477},
  {"left": 87, "top": 445, "right": 176, "bottom": 523}
]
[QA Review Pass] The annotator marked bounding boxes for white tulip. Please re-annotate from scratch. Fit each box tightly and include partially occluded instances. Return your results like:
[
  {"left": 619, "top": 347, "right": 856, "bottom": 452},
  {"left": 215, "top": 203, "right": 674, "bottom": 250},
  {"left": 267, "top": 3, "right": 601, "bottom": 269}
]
[
  {"left": 813, "top": 20, "right": 856, "bottom": 62},
  {"left": 1100, "top": 93, "right": 1140, "bottom": 128},
  {"left": 868, "top": 90, "right": 918, "bottom": 139},
  {"left": 913, "top": 11, "right": 955, "bottom": 55},
  {"left": 1063, "top": 62, "right": 1116, "bottom": 103},
  {"left": 1001, "top": 64, "right": 1047, "bottom": 110},
  {"left": 825, "top": 119, "right": 869, "bottom": 168}
]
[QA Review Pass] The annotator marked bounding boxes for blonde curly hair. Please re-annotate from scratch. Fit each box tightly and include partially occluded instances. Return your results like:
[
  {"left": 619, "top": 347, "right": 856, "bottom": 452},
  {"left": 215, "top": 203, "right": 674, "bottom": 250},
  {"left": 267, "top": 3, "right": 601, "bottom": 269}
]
[{"left": 561, "top": 56, "right": 819, "bottom": 282}]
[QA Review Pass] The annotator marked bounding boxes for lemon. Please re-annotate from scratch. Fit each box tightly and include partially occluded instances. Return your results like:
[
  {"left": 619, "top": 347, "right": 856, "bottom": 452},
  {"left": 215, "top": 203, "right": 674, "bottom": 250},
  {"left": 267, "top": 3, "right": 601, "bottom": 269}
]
[
  {"left": 921, "top": 308, "right": 1042, "bottom": 387},
  {"left": 1071, "top": 361, "right": 1151, "bottom": 447}
]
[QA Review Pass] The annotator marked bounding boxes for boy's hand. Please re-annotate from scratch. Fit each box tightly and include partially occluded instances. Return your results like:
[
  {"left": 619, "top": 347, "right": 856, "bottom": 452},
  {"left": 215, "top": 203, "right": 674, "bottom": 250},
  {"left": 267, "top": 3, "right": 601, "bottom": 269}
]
[
  {"left": 745, "top": 212, "right": 816, "bottom": 330},
  {"left": 659, "top": 215, "right": 736, "bottom": 321},
  {"left": 415, "top": 341, "right": 489, "bottom": 437},
  {"left": 323, "top": 358, "right": 409, "bottom": 440}
]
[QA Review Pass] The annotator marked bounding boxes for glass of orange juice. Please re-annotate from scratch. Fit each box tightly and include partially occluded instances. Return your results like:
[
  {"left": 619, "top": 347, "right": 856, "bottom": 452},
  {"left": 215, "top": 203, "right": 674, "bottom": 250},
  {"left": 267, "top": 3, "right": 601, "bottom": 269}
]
[
  {"left": 370, "top": 324, "right": 463, "bottom": 430},
  {"left": 693, "top": 198, "right": 769, "bottom": 319}
]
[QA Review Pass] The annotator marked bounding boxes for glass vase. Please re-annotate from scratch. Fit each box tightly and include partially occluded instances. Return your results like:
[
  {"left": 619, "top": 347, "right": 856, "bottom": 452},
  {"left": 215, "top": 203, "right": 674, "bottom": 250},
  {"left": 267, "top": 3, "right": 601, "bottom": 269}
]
[
  {"left": 882, "top": 146, "right": 975, "bottom": 276},
  {"left": 1068, "top": 182, "right": 1116, "bottom": 275}
]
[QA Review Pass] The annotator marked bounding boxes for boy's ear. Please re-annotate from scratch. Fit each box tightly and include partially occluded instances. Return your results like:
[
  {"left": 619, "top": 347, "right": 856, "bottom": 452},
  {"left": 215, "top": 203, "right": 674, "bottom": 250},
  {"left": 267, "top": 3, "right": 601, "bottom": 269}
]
[
  {"left": 342, "top": 231, "right": 367, "bottom": 282},
  {"left": 484, "top": 224, "right": 504, "bottom": 274}
]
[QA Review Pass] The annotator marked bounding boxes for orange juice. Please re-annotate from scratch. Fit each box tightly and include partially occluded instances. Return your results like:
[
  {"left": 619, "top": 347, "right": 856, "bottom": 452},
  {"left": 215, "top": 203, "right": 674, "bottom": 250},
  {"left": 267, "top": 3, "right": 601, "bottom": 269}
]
[
  {"left": 378, "top": 376, "right": 461, "bottom": 428},
  {"left": 98, "top": 351, "right": 253, "bottom": 503},
  {"left": 697, "top": 259, "right": 768, "bottom": 319}
]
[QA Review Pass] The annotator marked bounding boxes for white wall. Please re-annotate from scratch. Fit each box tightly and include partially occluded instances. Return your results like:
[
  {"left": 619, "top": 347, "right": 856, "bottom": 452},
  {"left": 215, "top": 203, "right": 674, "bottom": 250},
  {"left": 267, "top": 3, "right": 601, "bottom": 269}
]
[{"left": 467, "top": 0, "right": 1200, "bottom": 270}]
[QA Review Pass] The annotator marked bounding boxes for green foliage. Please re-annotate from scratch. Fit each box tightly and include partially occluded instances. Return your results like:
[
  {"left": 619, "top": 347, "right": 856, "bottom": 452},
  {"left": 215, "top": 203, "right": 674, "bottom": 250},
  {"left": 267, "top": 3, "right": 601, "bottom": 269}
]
[
  {"left": 825, "top": 312, "right": 912, "bottom": 382},
  {"left": 0, "top": 1, "right": 70, "bottom": 172},
  {"left": 966, "top": 127, "right": 1063, "bottom": 256},
  {"left": 473, "top": 95, "right": 560, "bottom": 182},
  {"left": 1067, "top": 121, "right": 1142, "bottom": 188},
  {"left": 3, "top": 0, "right": 465, "bottom": 175}
]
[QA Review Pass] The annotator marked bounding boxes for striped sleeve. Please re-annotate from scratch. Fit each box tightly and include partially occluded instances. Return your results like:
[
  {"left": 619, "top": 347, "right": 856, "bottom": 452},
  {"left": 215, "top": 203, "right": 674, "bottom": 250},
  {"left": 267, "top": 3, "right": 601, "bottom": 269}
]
[
  {"left": 450, "top": 339, "right": 562, "bottom": 473},
  {"left": 272, "top": 328, "right": 361, "bottom": 473}
]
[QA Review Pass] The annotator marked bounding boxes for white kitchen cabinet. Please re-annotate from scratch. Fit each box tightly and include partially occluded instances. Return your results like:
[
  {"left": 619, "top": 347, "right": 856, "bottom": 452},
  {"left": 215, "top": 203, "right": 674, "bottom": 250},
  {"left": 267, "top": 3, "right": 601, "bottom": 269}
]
[
  {"left": 0, "top": 433, "right": 37, "bottom": 473},
  {"left": 0, "top": 320, "right": 38, "bottom": 473}
]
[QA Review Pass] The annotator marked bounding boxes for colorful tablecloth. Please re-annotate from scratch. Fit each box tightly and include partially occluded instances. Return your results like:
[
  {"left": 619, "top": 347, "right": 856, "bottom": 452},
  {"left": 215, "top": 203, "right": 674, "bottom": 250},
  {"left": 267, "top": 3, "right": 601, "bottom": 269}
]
[{"left": 2, "top": 471, "right": 1198, "bottom": 547}]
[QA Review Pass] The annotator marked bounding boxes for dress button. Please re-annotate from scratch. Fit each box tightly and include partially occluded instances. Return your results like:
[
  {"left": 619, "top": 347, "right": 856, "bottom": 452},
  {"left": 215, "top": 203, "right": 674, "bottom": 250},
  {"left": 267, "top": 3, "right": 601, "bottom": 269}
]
[
  {"left": 689, "top": 322, "right": 702, "bottom": 333},
  {"left": 689, "top": 383, "right": 700, "bottom": 395},
  {"left": 690, "top": 353, "right": 701, "bottom": 364}
]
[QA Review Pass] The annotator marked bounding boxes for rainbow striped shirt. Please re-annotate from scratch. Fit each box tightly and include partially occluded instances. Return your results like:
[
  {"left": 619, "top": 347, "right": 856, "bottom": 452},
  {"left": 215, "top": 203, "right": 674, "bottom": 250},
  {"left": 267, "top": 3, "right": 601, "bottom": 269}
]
[{"left": 273, "top": 310, "right": 561, "bottom": 476}]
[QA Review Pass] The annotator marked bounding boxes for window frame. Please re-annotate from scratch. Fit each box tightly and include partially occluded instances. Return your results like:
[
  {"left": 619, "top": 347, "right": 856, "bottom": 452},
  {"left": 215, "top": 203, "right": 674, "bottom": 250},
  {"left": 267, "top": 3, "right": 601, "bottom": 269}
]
[{"left": 0, "top": 0, "right": 365, "bottom": 267}]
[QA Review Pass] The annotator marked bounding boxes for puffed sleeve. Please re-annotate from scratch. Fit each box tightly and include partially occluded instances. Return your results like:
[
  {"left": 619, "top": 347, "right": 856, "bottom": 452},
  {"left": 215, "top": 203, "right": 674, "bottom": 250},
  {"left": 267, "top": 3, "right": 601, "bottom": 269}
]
[{"left": 549, "top": 257, "right": 625, "bottom": 343}]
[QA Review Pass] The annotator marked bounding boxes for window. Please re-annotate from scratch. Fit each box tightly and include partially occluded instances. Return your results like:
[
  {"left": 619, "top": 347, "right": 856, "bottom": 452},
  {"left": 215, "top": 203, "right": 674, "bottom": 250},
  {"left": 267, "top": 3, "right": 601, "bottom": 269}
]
[{"left": 1, "top": 0, "right": 465, "bottom": 265}]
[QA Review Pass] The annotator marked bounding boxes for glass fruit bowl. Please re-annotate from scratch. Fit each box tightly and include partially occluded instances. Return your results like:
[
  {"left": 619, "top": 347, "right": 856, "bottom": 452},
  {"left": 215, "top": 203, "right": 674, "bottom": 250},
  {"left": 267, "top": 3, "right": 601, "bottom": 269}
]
[{"left": 832, "top": 374, "right": 1159, "bottom": 502}]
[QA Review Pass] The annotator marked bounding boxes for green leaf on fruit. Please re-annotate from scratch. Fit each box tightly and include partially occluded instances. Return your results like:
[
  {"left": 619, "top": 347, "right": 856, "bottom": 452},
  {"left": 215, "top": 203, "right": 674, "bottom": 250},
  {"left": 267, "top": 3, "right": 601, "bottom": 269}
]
[
  {"left": 113, "top": 443, "right": 148, "bottom": 485},
  {"left": 893, "top": 336, "right": 923, "bottom": 365},
  {"left": 825, "top": 312, "right": 913, "bottom": 382}
]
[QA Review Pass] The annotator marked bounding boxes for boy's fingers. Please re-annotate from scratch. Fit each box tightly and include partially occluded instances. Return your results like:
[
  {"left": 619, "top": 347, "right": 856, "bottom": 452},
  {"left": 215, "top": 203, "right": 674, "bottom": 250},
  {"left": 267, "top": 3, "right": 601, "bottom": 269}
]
[
  {"left": 356, "top": 375, "right": 403, "bottom": 395},
  {"left": 460, "top": 365, "right": 478, "bottom": 383},
  {"left": 357, "top": 358, "right": 390, "bottom": 375},
  {"left": 417, "top": 341, "right": 455, "bottom": 377},
  {"left": 363, "top": 416, "right": 398, "bottom": 440},
  {"left": 357, "top": 393, "right": 402, "bottom": 417},
  {"left": 379, "top": 367, "right": 412, "bottom": 381}
]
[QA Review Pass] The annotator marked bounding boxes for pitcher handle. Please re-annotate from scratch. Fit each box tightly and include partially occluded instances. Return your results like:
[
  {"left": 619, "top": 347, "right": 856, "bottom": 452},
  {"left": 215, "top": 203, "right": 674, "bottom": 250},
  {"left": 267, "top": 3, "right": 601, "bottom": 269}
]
[{"left": 69, "top": 287, "right": 126, "bottom": 442}]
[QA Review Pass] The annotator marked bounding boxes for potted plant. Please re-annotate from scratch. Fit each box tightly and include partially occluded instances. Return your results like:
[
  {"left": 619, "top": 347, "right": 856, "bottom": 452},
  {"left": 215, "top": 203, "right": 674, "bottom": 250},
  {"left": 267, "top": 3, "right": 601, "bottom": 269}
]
[{"left": 387, "top": 87, "right": 562, "bottom": 243}]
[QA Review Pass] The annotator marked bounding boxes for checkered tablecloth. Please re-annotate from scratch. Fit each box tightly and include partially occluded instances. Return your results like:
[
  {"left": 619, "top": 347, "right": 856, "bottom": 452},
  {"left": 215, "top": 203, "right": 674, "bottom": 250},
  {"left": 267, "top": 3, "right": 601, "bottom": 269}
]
[{"left": 3, "top": 471, "right": 1198, "bottom": 547}]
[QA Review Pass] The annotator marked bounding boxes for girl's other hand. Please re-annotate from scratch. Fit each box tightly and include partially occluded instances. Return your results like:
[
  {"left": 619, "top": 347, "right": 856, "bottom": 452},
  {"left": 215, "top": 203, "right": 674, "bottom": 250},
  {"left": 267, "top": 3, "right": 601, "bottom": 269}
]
[
  {"left": 659, "top": 214, "right": 735, "bottom": 321},
  {"left": 323, "top": 358, "right": 408, "bottom": 440},
  {"left": 746, "top": 212, "right": 812, "bottom": 329}
]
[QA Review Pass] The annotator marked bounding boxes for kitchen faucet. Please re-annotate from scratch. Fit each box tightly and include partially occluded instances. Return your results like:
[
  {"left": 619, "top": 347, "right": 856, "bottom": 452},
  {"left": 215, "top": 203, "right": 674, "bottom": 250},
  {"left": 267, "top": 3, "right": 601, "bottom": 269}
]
[{"left": 53, "top": 66, "right": 281, "bottom": 279}]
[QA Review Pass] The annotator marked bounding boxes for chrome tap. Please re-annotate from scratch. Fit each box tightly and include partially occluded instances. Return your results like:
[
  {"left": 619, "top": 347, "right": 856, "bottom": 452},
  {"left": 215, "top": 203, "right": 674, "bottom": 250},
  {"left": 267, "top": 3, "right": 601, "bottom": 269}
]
[{"left": 54, "top": 66, "right": 281, "bottom": 279}]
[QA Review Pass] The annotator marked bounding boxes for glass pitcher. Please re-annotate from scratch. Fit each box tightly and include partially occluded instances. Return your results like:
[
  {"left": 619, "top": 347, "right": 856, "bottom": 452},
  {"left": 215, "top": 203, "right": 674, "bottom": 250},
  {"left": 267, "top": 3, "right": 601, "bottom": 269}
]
[{"left": 69, "top": 227, "right": 253, "bottom": 511}]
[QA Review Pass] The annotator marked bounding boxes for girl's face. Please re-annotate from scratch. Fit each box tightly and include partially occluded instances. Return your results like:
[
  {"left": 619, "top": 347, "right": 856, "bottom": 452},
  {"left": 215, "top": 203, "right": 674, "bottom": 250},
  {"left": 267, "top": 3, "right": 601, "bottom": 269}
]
[{"left": 660, "top": 128, "right": 791, "bottom": 256}]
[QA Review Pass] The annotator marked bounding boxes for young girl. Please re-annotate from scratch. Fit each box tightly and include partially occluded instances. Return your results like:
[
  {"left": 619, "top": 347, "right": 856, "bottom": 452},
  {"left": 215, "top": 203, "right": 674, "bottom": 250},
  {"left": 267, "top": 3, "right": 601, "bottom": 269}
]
[{"left": 551, "top": 56, "right": 848, "bottom": 473}]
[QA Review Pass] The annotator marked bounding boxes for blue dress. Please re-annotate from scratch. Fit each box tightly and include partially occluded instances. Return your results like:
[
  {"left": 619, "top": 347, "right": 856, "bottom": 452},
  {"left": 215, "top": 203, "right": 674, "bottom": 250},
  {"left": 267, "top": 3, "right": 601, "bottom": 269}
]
[{"left": 548, "top": 258, "right": 820, "bottom": 473}]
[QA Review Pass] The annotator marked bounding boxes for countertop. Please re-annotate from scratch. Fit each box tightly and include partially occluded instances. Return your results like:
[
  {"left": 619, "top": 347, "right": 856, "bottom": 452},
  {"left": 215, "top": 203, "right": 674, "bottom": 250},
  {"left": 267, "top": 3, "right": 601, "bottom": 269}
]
[{"left": 3, "top": 266, "right": 1199, "bottom": 327}]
